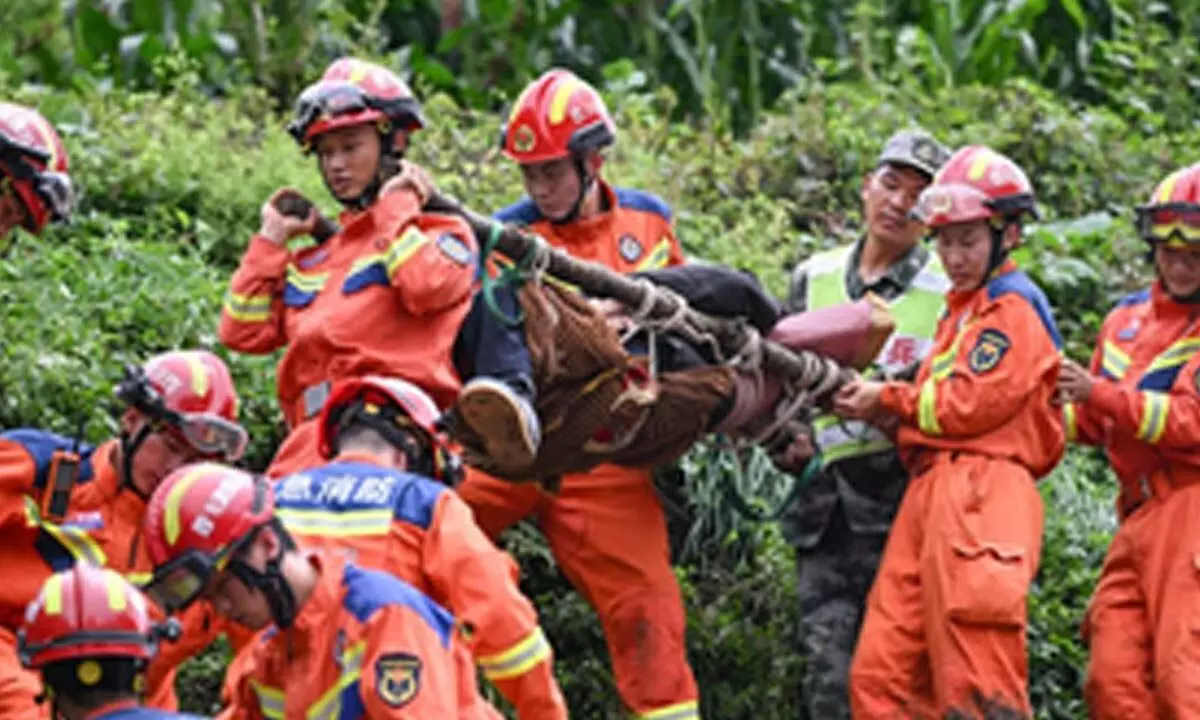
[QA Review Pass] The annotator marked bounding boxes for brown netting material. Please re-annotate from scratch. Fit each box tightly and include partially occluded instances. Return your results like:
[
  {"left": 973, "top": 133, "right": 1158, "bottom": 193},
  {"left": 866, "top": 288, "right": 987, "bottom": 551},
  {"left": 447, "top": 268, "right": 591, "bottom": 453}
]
[{"left": 457, "top": 280, "right": 734, "bottom": 481}]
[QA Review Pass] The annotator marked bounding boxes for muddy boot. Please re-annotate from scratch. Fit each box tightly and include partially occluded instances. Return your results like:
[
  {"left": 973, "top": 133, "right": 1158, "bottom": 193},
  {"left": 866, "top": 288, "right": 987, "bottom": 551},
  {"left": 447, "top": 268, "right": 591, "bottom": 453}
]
[{"left": 456, "top": 377, "right": 542, "bottom": 470}]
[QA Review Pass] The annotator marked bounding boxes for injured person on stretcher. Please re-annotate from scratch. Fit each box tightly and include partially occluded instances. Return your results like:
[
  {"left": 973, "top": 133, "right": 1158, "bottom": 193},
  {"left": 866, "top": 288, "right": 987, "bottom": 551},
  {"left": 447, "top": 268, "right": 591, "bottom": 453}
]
[{"left": 448, "top": 262, "right": 897, "bottom": 483}]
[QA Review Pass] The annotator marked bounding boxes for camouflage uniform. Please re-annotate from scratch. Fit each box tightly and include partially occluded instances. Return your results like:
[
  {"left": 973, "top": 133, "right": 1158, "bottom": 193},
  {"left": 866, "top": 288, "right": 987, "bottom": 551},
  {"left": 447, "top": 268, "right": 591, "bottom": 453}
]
[{"left": 781, "top": 131, "right": 951, "bottom": 720}]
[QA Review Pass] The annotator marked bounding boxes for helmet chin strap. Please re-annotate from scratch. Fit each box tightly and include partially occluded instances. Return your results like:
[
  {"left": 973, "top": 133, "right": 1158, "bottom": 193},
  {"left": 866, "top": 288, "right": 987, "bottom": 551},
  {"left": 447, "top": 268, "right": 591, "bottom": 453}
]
[
  {"left": 230, "top": 520, "right": 299, "bottom": 629},
  {"left": 547, "top": 154, "right": 596, "bottom": 225},
  {"left": 117, "top": 426, "right": 152, "bottom": 501},
  {"left": 975, "top": 221, "right": 1015, "bottom": 290}
]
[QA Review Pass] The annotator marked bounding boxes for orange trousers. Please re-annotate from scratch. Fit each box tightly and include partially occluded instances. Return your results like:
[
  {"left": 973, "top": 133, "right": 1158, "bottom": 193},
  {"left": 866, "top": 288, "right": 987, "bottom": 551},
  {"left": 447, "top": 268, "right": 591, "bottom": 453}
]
[
  {"left": 457, "top": 464, "right": 699, "bottom": 718},
  {"left": 1084, "top": 480, "right": 1200, "bottom": 719},
  {"left": 849, "top": 452, "right": 1043, "bottom": 719}
]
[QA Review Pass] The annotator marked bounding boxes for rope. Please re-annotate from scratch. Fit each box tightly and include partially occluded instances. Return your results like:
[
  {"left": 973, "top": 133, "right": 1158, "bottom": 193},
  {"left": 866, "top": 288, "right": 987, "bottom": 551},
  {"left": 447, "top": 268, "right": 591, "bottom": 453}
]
[
  {"left": 714, "top": 437, "right": 824, "bottom": 522},
  {"left": 480, "top": 223, "right": 530, "bottom": 327}
]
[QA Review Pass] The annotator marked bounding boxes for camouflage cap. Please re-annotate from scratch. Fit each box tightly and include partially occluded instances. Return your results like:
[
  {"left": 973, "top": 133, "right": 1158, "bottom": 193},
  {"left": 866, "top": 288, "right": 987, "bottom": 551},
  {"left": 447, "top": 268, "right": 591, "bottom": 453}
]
[{"left": 876, "top": 130, "right": 950, "bottom": 179}]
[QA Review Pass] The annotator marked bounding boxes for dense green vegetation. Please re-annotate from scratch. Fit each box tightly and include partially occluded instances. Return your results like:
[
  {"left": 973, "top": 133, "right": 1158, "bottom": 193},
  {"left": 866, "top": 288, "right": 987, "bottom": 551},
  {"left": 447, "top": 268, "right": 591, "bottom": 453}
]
[{"left": 2, "top": 0, "right": 1198, "bottom": 716}]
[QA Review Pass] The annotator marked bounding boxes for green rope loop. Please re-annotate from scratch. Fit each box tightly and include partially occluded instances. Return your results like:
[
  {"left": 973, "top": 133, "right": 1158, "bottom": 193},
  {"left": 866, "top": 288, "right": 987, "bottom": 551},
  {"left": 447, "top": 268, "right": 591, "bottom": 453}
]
[
  {"left": 479, "top": 223, "right": 531, "bottom": 327},
  {"left": 717, "top": 439, "right": 823, "bottom": 523}
]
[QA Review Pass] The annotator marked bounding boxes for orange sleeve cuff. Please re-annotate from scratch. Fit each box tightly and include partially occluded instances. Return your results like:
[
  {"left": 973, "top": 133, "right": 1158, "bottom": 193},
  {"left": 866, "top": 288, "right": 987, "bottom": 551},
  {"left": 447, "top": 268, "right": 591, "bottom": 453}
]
[
  {"left": 879, "top": 381, "right": 920, "bottom": 424},
  {"left": 1086, "top": 379, "right": 1125, "bottom": 420},
  {"left": 241, "top": 235, "right": 291, "bottom": 276}
]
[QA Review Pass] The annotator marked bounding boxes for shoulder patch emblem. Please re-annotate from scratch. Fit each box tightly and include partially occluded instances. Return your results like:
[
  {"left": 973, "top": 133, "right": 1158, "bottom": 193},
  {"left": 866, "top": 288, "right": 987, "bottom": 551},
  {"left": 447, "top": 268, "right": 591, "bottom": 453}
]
[
  {"left": 376, "top": 653, "right": 422, "bottom": 708},
  {"left": 618, "top": 234, "right": 644, "bottom": 263},
  {"left": 436, "top": 234, "right": 472, "bottom": 266},
  {"left": 968, "top": 328, "right": 1011, "bottom": 375}
]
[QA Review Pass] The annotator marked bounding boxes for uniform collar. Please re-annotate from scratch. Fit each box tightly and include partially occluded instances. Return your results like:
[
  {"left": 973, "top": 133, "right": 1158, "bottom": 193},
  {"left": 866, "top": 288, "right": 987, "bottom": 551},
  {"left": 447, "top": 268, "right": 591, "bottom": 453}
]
[
  {"left": 331, "top": 450, "right": 388, "bottom": 467},
  {"left": 845, "top": 235, "right": 928, "bottom": 297},
  {"left": 1150, "top": 280, "right": 1200, "bottom": 321},
  {"left": 545, "top": 179, "right": 617, "bottom": 242},
  {"left": 282, "top": 550, "right": 345, "bottom": 653},
  {"left": 943, "top": 259, "right": 1019, "bottom": 313},
  {"left": 83, "top": 698, "right": 140, "bottom": 719}
]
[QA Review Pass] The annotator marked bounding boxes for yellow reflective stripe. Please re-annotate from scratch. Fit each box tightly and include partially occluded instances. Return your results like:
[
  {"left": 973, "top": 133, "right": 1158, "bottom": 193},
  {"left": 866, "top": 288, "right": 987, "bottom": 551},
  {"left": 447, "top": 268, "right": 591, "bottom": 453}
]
[
  {"left": 929, "top": 345, "right": 957, "bottom": 381},
  {"left": 1102, "top": 341, "right": 1131, "bottom": 379},
  {"left": 1063, "top": 402, "right": 1078, "bottom": 442},
  {"left": 477, "top": 627, "right": 552, "bottom": 681},
  {"left": 286, "top": 264, "right": 329, "bottom": 292},
  {"left": 1136, "top": 391, "right": 1169, "bottom": 444},
  {"left": 223, "top": 291, "right": 272, "bottom": 322},
  {"left": 638, "top": 700, "right": 700, "bottom": 719},
  {"left": 276, "top": 507, "right": 392, "bottom": 537},
  {"left": 548, "top": 78, "right": 583, "bottom": 124},
  {"left": 1156, "top": 168, "right": 1183, "bottom": 204},
  {"left": 252, "top": 682, "right": 285, "bottom": 720},
  {"left": 1147, "top": 337, "right": 1200, "bottom": 373},
  {"left": 307, "top": 641, "right": 365, "bottom": 719},
  {"left": 43, "top": 575, "right": 64, "bottom": 615},
  {"left": 917, "top": 379, "right": 942, "bottom": 435},
  {"left": 384, "top": 227, "right": 428, "bottom": 276},
  {"left": 163, "top": 466, "right": 212, "bottom": 546},
  {"left": 634, "top": 239, "right": 672, "bottom": 271},
  {"left": 24, "top": 497, "right": 107, "bottom": 567},
  {"left": 105, "top": 573, "right": 127, "bottom": 611}
]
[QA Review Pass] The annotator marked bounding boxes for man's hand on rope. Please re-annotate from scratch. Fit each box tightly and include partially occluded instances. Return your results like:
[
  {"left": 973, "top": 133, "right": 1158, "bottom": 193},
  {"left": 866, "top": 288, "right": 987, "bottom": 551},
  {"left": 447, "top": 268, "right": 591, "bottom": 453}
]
[{"left": 832, "top": 376, "right": 888, "bottom": 422}]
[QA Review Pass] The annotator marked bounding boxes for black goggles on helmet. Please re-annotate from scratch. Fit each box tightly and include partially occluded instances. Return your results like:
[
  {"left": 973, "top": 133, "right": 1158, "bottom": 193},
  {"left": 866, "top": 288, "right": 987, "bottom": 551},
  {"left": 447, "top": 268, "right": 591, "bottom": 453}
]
[
  {"left": 0, "top": 134, "right": 74, "bottom": 226},
  {"left": 141, "top": 546, "right": 236, "bottom": 614},
  {"left": 286, "top": 81, "right": 424, "bottom": 145},
  {"left": 114, "top": 364, "right": 248, "bottom": 461}
]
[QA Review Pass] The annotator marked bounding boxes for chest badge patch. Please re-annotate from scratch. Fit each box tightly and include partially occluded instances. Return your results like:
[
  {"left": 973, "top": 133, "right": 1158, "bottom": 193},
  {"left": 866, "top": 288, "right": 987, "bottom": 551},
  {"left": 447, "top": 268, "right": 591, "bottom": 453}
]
[
  {"left": 618, "top": 234, "right": 644, "bottom": 263},
  {"left": 376, "top": 653, "right": 422, "bottom": 707},
  {"left": 967, "top": 328, "right": 1011, "bottom": 375},
  {"left": 436, "top": 233, "right": 473, "bottom": 266}
]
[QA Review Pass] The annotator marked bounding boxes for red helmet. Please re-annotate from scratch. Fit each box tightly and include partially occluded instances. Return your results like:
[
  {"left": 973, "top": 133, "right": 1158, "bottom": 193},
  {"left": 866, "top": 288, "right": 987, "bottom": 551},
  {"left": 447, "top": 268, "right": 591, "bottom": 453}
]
[
  {"left": 114, "top": 349, "right": 247, "bottom": 461},
  {"left": 18, "top": 565, "right": 162, "bottom": 669},
  {"left": 287, "top": 58, "right": 425, "bottom": 148},
  {"left": 499, "top": 68, "right": 616, "bottom": 165},
  {"left": 317, "top": 375, "right": 460, "bottom": 482},
  {"left": 141, "top": 462, "right": 273, "bottom": 613},
  {"left": 1136, "top": 163, "right": 1200, "bottom": 247},
  {"left": 911, "top": 145, "right": 1038, "bottom": 229},
  {"left": 0, "top": 102, "right": 73, "bottom": 233}
]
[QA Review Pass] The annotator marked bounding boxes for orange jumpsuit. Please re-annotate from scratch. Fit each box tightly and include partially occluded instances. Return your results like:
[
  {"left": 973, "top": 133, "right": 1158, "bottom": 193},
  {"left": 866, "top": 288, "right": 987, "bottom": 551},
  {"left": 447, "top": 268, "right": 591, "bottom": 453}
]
[
  {"left": 218, "top": 189, "right": 478, "bottom": 478},
  {"left": 218, "top": 551, "right": 501, "bottom": 719},
  {"left": 847, "top": 261, "right": 1066, "bottom": 718},
  {"left": 457, "top": 180, "right": 700, "bottom": 719},
  {"left": 1064, "top": 283, "right": 1200, "bottom": 718},
  {"left": 0, "top": 430, "right": 214, "bottom": 716},
  {"left": 271, "top": 451, "right": 567, "bottom": 718}
]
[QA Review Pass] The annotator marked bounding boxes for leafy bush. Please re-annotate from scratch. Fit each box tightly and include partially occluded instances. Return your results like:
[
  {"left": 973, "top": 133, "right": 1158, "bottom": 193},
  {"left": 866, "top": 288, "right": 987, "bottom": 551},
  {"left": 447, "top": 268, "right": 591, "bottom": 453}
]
[{"left": 0, "top": 68, "right": 1187, "bottom": 716}]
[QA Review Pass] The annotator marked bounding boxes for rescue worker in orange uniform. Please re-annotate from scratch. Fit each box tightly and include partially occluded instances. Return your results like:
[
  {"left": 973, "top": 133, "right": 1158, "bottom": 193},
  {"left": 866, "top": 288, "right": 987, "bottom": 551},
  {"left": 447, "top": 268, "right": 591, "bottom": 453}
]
[
  {"left": 0, "top": 102, "right": 74, "bottom": 241},
  {"left": 833, "top": 146, "right": 1066, "bottom": 718},
  {"left": 217, "top": 57, "right": 484, "bottom": 479},
  {"left": 269, "top": 374, "right": 567, "bottom": 718},
  {"left": 455, "top": 68, "right": 699, "bottom": 720},
  {"left": 18, "top": 565, "right": 208, "bottom": 719},
  {"left": 140, "top": 462, "right": 502, "bottom": 719},
  {"left": 1057, "top": 162, "right": 1200, "bottom": 718},
  {"left": 0, "top": 350, "right": 249, "bottom": 718}
]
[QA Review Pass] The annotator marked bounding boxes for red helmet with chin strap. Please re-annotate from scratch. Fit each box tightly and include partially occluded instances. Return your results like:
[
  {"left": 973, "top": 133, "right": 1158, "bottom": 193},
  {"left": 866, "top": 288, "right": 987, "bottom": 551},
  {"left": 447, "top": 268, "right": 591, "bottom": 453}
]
[
  {"left": 140, "top": 463, "right": 276, "bottom": 615},
  {"left": 317, "top": 375, "right": 462, "bottom": 483},
  {"left": 0, "top": 102, "right": 73, "bottom": 233},
  {"left": 911, "top": 145, "right": 1038, "bottom": 232},
  {"left": 114, "top": 350, "right": 248, "bottom": 467},
  {"left": 18, "top": 565, "right": 172, "bottom": 670},
  {"left": 499, "top": 68, "right": 616, "bottom": 165}
]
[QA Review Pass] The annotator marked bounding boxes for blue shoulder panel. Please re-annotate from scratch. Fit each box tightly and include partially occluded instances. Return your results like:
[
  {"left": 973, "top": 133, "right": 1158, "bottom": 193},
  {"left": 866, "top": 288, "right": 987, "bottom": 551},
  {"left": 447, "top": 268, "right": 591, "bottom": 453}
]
[
  {"left": 342, "top": 563, "right": 454, "bottom": 648},
  {"left": 1116, "top": 287, "right": 1151, "bottom": 308},
  {"left": 613, "top": 187, "right": 673, "bottom": 223},
  {"left": 986, "top": 270, "right": 1064, "bottom": 350},
  {"left": 493, "top": 198, "right": 543, "bottom": 226},
  {"left": 97, "top": 709, "right": 209, "bottom": 719},
  {"left": 1, "top": 429, "right": 98, "bottom": 489}
]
